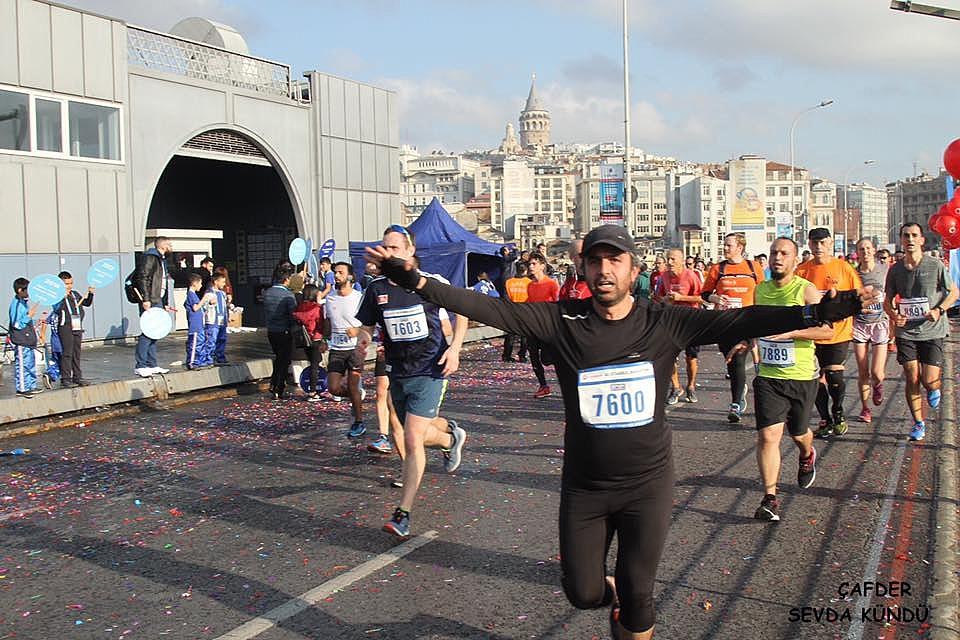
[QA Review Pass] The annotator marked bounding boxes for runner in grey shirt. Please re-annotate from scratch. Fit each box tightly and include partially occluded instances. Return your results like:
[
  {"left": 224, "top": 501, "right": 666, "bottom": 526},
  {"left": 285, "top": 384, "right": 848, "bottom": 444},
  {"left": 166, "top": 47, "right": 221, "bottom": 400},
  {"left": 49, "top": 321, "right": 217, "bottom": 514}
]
[
  {"left": 852, "top": 238, "right": 889, "bottom": 424},
  {"left": 883, "top": 222, "right": 959, "bottom": 442}
]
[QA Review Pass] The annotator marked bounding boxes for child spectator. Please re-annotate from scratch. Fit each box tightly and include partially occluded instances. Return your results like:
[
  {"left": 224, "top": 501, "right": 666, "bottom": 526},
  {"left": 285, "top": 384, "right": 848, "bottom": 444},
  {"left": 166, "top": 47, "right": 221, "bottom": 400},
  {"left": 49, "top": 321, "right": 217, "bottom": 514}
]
[
  {"left": 184, "top": 273, "right": 214, "bottom": 370},
  {"left": 212, "top": 267, "right": 231, "bottom": 365},
  {"left": 201, "top": 272, "right": 228, "bottom": 367},
  {"left": 292, "top": 283, "right": 326, "bottom": 400},
  {"left": 472, "top": 272, "right": 500, "bottom": 297},
  {"left": 8, "top": 278, "right": 41, "bottom": 397},
  {"left": 51, "top": 271, "right": 94, "bottom": 387}
]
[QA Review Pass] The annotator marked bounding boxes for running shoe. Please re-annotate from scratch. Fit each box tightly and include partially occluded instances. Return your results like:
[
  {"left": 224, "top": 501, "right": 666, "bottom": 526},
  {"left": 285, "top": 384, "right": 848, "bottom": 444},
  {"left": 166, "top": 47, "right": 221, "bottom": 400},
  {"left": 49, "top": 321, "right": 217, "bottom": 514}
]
[
  {"left": 927, "top": 388, "right": 941, "bottom": 409},
  {"left": 813, "top": 420, "right": 833, "bottom": 439},
  {"left": 832, "top": 417, "right": 848, "bottom": 436},
  {"left": 534, "top": 385, "right": 552, "bottom": 399},
  {"left": 797, "top": 447, "right": 817, "bottom": 489},
  {"left": 307, "top": 394, "right": 322, "bottom": 403},
  {"left": 383, "top": 507, "right": 410, "bottom": 538},
  {"left": 683, "top": 388, "right": 698, "bottom": 403},
  {"left": 727, "top": 403, "right": 742, "bottom": 423},
  {"left": 858, "top": 408, "right": 872, "bottom": 424},
  {"left": 390, "top": 478, "right": 404, "bottom": 488},
  {"left": 443, "top": 421, "right": 467, "bottom": 473},
  {"left": 666, "top": 388, "right": 681, "bottom": 406},
  {"left": 872, "top": 383, "right": 884, "bottom": 407},
  {"left": 909, "top": 421, "right": 925, "bottom": 442},
  {"left": 348, "top": 421, "right": 366, "bottom": 438},
  {"left": 360, "top": 388, "right": 367, "bottom": 402},
  {"left": 367, "top": 434, "right": 393, "bottom": 454},
  {"left": 754, "top": 494, "right": 781, "bottom": 521}
]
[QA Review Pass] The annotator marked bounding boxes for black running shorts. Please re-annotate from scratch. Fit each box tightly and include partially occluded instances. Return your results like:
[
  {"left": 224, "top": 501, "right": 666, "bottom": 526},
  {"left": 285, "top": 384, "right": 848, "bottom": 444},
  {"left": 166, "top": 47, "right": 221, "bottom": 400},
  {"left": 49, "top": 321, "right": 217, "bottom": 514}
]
[
  {"left": 753, "top": 376, "right": 819, "bottom": 436},
  {"left": 895, "top": 337, "right": 944, "bottom": 367},
  {"left": 815, "top": 341, "right": 849, "bottom": 368}
]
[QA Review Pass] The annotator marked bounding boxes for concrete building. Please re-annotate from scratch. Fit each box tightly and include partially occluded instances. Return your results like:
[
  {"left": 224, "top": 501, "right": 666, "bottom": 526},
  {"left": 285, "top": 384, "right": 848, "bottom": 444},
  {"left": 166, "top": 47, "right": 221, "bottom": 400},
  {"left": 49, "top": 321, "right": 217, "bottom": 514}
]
[
  {"left": 518, "top": 75, "right": 550, "bottom": 150},
  {"left": 887, "top": 171, "right": 948, "bottom": 248},
  {"left": 490, "top": 159, "right": 535, "bottom": 241},
  {"left": 575, "top": 161, "right": 669, "bottom": 244},
  {"left": 667, "top": 171, "right": 729, "bottom": 261},
  {"left": 763, "top": 161, "right": 811, "bottom": 244},
  {"left": 399, "top": 146, "right": 477, "bottom": 214},
  {"left": 837, "top": 183, "right": 888, "bottom": 252},
  {"left": 809, "top": 180, "right": 837, "bottom": 233},
  {"left": 1, "top": 0, "right": 399, "bottom": 336}
]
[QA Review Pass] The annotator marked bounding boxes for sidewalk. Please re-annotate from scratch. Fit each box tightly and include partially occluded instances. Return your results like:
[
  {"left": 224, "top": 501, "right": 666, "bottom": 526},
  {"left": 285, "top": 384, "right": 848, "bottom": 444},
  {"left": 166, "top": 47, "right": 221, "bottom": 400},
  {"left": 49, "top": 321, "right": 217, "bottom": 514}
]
[{"left": 0, "top": 326, "right": 504, "bottom": 427}]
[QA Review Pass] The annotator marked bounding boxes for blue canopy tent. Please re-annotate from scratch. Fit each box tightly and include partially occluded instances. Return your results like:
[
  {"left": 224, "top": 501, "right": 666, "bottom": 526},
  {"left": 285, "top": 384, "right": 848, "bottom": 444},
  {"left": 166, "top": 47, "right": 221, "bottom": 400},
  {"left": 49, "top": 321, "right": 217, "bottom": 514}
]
[{"left": 349, "top": 198, "right": 510, "bottom": 287}]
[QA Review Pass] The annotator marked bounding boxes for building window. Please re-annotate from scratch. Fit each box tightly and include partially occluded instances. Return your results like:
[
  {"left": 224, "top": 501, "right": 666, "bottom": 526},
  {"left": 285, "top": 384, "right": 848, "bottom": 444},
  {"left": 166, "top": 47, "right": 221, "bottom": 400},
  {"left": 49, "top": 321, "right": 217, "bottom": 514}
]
[
  {"left": 0, "top": 89, "right": 30, "bottom": 151},
  {"left": 767, "top": 232, "right": 775, "bottom": 242},
  {"left": 794, "top": 186, "right": 803, "bottom": 197},
  {"left": 780, "top": 186, "right": 789, "bottom": 197},
  {"left": 553, "top": 178, "right": 562, "bottom": 187},
  {"left": 766, "top": 187, "right": 776, "bottom": 197},
  {"left": 779, "top": 203, "right": 788, "bottom": 212},
  {"left": 35, "top": 98, "right": 62, "bottom": 152}
]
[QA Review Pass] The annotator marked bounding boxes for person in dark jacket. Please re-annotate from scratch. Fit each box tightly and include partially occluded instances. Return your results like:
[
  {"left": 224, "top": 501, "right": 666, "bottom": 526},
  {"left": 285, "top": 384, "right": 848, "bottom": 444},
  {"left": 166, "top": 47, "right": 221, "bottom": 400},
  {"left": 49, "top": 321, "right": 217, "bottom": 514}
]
[
  {"left": 263, "top": 262, "right": 298, "bottom": 399},
  {"left": 292, "top": 284, "right": 327, "bottom": 401},
  {"left": 52, "top": 271, "right": 94, "bottom": 387},
  {"left": 133, "top": 236, "right": 173, "bottom": 377}
]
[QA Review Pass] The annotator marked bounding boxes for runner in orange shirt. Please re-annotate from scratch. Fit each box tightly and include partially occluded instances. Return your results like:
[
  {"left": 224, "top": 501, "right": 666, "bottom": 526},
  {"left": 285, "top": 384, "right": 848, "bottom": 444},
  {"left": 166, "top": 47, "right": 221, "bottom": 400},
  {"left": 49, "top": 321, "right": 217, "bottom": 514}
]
[
  {"left": 502, "top": 263, "right": 531, "bottom": 362},
  {"left": 796, "top": 228, "right": 863, "bottom": 437},
  {"left": 701, "top": 233, "right": 764, "bottom": 423}
]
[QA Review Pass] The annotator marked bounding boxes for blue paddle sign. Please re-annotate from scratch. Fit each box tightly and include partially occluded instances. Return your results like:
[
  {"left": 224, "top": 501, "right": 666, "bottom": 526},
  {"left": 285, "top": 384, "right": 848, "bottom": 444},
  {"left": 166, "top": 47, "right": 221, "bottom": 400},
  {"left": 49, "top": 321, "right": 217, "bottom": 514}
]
[
  {"left": 87, "top": 258, "right": 120, "bottom": 288},
  {"left": 288, "top": 238, "right": 308, "bottom": 265},
  {"left": 28, "top": 274, "right": 66, "bottom": 306}
]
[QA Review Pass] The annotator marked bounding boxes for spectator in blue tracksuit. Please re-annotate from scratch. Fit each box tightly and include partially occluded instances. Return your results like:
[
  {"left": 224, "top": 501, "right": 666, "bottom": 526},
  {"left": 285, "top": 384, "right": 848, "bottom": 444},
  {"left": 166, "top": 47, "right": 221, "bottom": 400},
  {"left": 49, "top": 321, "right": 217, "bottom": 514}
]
[
  {"left": 212, "top": 266, "right": 232, "bottom": 364},
  {"left": 201, "top": 272, "right": 228, "bottom": 367},
  {"left": 8, "top": 278, "right": 40, "bottom": 396},
  {"left": 472, "top": 272, "right": 500, "bottom": 298},
  {"left": 184, "top": 273, "right": 212, "bottom": 370}
]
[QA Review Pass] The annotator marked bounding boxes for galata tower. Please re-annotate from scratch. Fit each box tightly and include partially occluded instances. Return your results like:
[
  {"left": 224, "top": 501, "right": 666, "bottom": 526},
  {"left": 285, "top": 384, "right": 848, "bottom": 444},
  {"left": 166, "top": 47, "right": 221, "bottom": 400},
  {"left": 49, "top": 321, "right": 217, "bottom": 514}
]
[{"left": 519, "top": 74, "right": 550, "bottom": 149}]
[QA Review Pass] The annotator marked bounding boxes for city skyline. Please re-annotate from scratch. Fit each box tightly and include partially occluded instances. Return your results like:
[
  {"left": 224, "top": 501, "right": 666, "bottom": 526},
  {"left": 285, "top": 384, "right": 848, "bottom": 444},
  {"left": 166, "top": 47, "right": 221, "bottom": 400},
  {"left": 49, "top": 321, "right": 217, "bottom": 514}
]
[{"left": 62, "top": 0, "right": 960, "bottom": 186}]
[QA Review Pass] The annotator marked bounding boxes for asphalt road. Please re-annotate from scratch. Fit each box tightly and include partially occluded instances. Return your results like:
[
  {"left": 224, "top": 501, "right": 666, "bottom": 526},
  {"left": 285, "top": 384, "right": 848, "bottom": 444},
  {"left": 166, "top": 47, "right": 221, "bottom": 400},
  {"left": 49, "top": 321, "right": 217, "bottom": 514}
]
[{"left": 0, "top": 337, "right": 951, "bottom": 640}]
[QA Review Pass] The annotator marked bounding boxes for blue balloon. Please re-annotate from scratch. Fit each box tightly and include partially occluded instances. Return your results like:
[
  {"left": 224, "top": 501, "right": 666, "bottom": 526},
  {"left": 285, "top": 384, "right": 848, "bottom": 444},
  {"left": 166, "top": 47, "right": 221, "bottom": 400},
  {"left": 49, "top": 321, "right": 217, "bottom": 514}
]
[
  {"left": 299, "top": 366, "right": 328, "bottom": 394},
  {"left": 87, "top": 258, "right": 120, "bottom": 288},
  {"left": 28, "top": 274, "right": 66, "bottom": 306},
  {"left": 319, "top": 238, "right": 336, "bottom": 259},
  {"left": 288, "top": 238, "right": 308, "bottom": 265},
  {"left": 307, "top": 252, "right": 319, "bottom": 279},
  {"left": 140, "top": 307, "right": 173, "bottom": 340}
]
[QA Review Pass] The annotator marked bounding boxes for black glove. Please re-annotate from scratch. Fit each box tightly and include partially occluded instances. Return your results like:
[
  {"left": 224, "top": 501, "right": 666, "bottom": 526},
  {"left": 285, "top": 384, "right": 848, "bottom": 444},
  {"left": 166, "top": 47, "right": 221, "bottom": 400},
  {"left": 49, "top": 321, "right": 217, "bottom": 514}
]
[
  {"left": 802, "top": 290, "right": 862, "bottom": 326},
  {"left": 379, "top": 256, "right": 421, "bottom": 290}
]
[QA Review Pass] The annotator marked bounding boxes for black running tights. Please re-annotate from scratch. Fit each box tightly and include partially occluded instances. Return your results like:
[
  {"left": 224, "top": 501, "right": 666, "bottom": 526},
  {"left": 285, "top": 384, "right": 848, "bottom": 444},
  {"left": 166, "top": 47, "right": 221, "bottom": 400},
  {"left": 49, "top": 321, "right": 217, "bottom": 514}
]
[{"left": 559, "top": 466, "right": 675, "bottom": 633}]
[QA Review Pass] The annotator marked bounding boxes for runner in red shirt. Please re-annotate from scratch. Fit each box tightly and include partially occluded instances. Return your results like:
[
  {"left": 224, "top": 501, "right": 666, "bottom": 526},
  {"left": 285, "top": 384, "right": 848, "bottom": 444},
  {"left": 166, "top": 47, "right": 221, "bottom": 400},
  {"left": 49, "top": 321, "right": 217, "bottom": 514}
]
[
  {"left": 656, "top": 248, "right": 703, "bottom": 403},
  {"left": 559, "top": 238, "right": 592, "bottom": 301},
  {"left": 527, "top": 252, "right": 560, "bottom": 398}
]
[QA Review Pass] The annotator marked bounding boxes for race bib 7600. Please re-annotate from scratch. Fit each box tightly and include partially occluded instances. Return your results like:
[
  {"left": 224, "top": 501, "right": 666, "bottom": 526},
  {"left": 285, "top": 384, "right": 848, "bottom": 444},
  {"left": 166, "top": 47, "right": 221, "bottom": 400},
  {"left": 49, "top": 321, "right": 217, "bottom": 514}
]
[{"left": 577, "top": 361, "right": 656, "bottom": 429}]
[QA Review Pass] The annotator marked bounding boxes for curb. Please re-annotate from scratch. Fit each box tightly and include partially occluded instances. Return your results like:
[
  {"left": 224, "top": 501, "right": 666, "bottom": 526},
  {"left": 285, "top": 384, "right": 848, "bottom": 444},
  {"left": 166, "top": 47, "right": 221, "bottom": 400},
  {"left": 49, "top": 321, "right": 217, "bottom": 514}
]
[
  {"left": 0, "top": 327, "right": 505, "bottom": 437},
  {"left": 930, "top": 328, "right": 958, "bottom": 640}
]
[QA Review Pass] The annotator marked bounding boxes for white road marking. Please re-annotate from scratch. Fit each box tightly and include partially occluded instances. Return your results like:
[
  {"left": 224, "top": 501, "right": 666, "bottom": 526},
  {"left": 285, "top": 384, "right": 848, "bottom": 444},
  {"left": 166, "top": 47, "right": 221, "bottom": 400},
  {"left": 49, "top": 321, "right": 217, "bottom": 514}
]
[
  {"left": 215, "top": 530, "right": 438, "bottom": 640},
  {"left": 845, "top": 437, "right": 908, "bottom": 640}
]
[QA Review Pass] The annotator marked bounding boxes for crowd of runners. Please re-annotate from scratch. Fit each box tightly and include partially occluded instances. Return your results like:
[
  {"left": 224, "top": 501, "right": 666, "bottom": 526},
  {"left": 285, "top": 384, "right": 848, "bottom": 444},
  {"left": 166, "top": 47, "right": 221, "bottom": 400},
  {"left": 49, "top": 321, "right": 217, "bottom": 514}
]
[{"left": 255, "top": 221, "right": 954, "bottom": 640}]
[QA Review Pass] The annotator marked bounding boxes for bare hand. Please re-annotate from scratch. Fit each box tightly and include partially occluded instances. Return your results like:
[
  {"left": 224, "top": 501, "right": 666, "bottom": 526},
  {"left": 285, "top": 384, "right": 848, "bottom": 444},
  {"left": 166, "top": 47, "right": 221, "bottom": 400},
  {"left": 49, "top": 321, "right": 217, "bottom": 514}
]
[
  {"left": 87, "top": 287, "right": 95, "bottom": 294},
  {"left": 142, "top": 301, "right": 152, "bottom": 310},
  {"left": 725, "top": 340, "right": 750, "bottom": 364},
  {"left": 27, "top": 304, "right": 39, "bottom": 317},
  {"left": 438, "top": 346, "right": 461, "bottom": 376},
  {"left": 893, "top": 313, "right": 907, "bottom": 327}
]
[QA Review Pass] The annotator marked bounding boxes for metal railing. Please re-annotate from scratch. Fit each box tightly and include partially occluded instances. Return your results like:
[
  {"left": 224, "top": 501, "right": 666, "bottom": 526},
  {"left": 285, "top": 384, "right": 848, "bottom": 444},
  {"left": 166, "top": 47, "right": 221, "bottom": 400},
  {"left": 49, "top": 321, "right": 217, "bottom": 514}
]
[{"left": 127, "top": 26, "right": 302, "bottom": 101}]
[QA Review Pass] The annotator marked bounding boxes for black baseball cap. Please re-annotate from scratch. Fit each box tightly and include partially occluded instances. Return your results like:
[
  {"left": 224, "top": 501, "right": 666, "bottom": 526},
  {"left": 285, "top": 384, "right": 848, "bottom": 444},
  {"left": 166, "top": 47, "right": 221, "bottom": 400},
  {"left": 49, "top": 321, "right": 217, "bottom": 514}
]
[
  {"left": 808, "top": 227, "right": 832, "bottom": 241},
  {"left": 581, "top": 225, "right": 636, "bottom": 256}
]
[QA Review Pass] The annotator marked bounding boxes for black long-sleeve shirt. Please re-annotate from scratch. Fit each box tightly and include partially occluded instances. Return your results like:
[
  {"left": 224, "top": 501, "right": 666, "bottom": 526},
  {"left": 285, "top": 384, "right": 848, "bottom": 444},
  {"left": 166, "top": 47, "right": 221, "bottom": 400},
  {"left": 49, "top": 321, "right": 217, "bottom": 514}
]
[{"left": 417, "top": 278, "right": 811, "bottom": 490}]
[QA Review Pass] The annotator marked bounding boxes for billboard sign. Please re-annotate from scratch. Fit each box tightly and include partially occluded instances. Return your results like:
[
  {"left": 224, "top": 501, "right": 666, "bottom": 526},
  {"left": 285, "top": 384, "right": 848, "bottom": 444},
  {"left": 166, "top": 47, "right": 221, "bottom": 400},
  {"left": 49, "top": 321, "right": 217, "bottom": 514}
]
[
  {"left": 600, "top": 163, "right": 624, "bottom": 225},
  {"left": 729, "top": 158, "right": 766, "bottom": 230}
]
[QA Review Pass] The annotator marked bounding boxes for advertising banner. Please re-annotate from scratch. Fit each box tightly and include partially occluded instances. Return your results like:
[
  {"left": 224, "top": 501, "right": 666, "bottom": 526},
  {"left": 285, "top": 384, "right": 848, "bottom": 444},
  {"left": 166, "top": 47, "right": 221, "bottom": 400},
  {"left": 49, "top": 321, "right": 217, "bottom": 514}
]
[
  {"left": 600, "top": 163, "right": 624, "bottom": 225},
  {"left": 729, "top": 158, "right": 766, "bottom": 230}
]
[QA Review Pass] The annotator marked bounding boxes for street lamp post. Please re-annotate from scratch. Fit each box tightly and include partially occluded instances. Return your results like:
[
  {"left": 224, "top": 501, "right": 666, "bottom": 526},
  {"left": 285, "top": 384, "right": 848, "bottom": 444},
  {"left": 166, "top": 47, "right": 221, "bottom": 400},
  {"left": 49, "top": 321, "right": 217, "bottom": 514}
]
[
  {"left": 789, "top": 99, "right": 834, "bottom": 240},
  {"left": 841, "top": 159, "right": 877, "bottom": 253}
]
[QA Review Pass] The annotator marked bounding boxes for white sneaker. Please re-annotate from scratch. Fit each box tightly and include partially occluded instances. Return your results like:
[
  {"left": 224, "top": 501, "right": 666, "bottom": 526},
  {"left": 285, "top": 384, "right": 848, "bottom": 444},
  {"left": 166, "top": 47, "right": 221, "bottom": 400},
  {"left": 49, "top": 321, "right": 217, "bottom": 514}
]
[
  {"left": 152, "top": 367, "right": 170, "bottom": 374},
  {"left": 134, "top": 368, "right": 154, "bottom": 377},
  {"left": 360, "top": 388, "right": 367, "bottom": 402}
]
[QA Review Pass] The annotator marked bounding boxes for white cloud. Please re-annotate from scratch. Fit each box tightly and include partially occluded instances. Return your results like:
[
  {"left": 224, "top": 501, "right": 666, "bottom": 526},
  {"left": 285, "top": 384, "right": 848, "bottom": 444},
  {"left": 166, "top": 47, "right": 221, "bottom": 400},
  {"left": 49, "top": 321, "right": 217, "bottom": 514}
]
[
  {"left": 545, "top": 0, "right": 960, "bottom": 74},
  {"left": 55, "top": 0, "right": 256, "bottom": 36}
]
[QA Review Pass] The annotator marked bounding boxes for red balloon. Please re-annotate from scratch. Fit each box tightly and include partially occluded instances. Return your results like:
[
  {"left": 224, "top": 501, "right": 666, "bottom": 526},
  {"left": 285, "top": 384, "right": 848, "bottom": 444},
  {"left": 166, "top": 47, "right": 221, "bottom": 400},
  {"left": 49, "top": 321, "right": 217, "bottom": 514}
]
[
  {"left": 942, "top": 236, "right": 958, "bottom": 251},
  {"left": 941, "top": 214, "right": 960, "bottom": 238},
  {"left": 945, "top": 139, "right": 960, "bottom": 180}
]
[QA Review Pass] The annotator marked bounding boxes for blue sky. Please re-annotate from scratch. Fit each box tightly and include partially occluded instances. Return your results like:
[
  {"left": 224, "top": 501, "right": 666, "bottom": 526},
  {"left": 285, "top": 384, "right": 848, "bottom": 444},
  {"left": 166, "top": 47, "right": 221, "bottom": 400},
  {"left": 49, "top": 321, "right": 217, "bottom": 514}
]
[{"left": 67, "top": 0, "right": 960, "bottom": 186}]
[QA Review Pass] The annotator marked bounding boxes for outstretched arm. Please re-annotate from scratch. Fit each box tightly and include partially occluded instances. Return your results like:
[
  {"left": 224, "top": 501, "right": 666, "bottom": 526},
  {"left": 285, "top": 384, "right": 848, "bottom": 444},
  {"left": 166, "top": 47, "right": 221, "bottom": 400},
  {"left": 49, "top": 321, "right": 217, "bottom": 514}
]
[
  {"left": 665, "top": 287, "right": 876, "bottom": 349},
  {"left": 367, "top": 248, "right": 562, "bottom": 341}
]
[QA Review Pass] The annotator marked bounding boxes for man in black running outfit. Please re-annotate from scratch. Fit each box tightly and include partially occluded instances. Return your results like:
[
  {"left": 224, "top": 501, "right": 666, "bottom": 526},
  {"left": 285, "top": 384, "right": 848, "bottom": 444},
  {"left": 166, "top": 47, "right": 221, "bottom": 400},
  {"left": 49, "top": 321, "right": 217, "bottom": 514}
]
[{"left": 365, "top": 225, "right": 874, "bottom": 639}]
